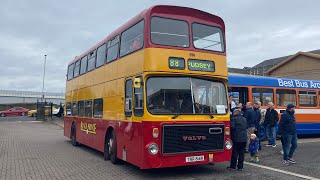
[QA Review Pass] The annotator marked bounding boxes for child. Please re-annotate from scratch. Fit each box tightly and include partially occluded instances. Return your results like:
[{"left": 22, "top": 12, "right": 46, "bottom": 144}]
[{"left": 249, "top": 134, "right": 260, "bottom": 163}]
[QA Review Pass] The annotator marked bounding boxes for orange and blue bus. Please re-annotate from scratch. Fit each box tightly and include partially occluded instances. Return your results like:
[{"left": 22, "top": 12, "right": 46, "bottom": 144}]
[
  {"left": 64, "top": 5, "right": 231, "bottom": 169},
  {"left": 228, "top": 74, "right": 320, "bottom": 135}
]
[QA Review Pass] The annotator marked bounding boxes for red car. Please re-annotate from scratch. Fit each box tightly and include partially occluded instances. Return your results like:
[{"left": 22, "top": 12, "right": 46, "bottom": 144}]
[{"left": 0, "top": 107, "right": 30, "bottom": 117}]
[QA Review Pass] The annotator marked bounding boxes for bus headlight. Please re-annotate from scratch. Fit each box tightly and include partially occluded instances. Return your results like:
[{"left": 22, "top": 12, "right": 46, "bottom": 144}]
[
  {"left": 148, "top": 143, "right": 159, "bottom": 155},
  {"left": 225, "top": 140, "right": 232, "bottom": 150}
]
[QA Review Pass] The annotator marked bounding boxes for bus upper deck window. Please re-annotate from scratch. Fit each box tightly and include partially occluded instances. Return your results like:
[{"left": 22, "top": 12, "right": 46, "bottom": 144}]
[
  {"left": 67, "top": 64, "right": 74, "bottom": 80},
  {"left": 120, "top": 20, "right": 144, "bottom": 57},
  {"left": 192, "top": 23, "right": 224, "bottom": 52},
  {"left": 151, "top": 17, "right": 189, "bottom": 48}
]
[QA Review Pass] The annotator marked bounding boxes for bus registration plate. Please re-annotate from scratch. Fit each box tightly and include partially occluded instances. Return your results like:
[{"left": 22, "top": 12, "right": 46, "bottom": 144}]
[{"left": 186, "top": 155, "right": 204, "bottom": 162}]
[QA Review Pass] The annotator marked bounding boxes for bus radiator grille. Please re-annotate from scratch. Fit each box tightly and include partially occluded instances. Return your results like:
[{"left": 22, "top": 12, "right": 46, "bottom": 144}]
[{"left": 162, "top": 124, "right": 225, "bottom": 154}]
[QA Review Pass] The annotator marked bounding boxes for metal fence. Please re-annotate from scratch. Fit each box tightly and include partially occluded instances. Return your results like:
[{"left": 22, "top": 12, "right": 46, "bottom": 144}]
[{"left": 36, "top": 99, "right": 53, "bottom": 121}]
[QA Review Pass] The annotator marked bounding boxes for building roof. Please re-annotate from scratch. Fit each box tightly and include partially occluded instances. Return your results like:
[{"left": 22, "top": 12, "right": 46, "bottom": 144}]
[
  {"left": 266, "top": 51, "right": 320, "bottom": 74},
  {"left": 253, "top": 55, "right": 290, "bottom": 68},
  {"left": 253, "top": 49, "right": 320, "bottom": 68},
  {"left": 228, "top": 67, "right": 249, "bottom": 74},
  {"left": 309, "top": 49, "right": 320, "bottom": 54}
]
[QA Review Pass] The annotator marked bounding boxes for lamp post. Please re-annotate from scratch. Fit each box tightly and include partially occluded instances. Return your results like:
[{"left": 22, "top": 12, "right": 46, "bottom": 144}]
[{"left": 42, "top": 55, "right": 47, "bottom": 100}]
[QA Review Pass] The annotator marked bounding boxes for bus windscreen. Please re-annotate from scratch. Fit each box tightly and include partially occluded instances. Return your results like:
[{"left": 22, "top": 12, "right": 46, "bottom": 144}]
[{"left": 146, "top": 77, "right": 227, "bottom": 115}]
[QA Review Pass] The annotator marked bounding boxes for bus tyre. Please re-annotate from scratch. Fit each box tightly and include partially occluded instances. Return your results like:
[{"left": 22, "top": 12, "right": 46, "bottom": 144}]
[
  {"left": 104, "top": 134, "right": 110, "bottom": 161},
  {"left": 71, "top": 124, "right": 78, "bottom": 146},
  {"left": 107, "top": 130, "right": 118, "bottom": 164}
]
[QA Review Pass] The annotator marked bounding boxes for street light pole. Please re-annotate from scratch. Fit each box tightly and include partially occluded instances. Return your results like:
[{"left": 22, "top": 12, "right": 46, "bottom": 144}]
[{"left": 42, "top": 55, "right": 47, "bottom": 100}]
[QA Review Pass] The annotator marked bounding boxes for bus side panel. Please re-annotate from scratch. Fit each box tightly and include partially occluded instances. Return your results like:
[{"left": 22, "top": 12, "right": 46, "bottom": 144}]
[
  {"left": 114, "top": 121, "right": 143, "bottom": 168},
  {"left": 93, "top": 119, "right": 107, "bottom": 152},
  {"left": 296, "top": 122, "right": 320, "bottom": 134},
  {"left": 64, "top": 117, "right": 73, "bottom": 138},
  {"left": 64, "top": 117, "right": 93, "bottom": 147},
  {"left": 295, "top": 113, "right": 320, "bottom": 123},
  {"left": 75, "top": 117, "right": 92, "bottom": 146},
  {"left": 87, "top": 119, "right": 144, "bottom": 169}
]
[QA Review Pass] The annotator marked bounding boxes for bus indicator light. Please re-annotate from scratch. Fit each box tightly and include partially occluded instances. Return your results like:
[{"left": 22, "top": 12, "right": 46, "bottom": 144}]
[
  {"left": 152, "top": 128, "right": 159, "bottom": 138},
  {"left": 168, "top": 57, "right": 185, "bottom": 70},
  {"left": 209, "top": 154, "right": 214, "bottom": 162}
]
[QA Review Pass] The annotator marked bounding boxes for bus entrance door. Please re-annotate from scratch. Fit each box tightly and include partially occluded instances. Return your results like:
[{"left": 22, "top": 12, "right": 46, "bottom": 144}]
[
  {"left": 122, "top": 77, "right": 144, "bottom": 165},
  {"left": 228, "top": 87, "right": 249, "bottom": 105}
]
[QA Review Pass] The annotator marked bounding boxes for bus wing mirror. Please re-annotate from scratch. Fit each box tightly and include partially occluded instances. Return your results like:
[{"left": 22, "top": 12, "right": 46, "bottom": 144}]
[{"left": 133, "top": 78, "right": 141, "bottom": 88}]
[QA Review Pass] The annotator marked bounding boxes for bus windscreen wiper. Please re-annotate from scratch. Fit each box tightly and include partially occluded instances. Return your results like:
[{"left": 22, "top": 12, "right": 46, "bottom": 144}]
[
  {"left": 172, "top": 102, "right": 196, "bottom": 119},
  {"left": 172, "top": 103, "right": 215, "bottom": 119}
]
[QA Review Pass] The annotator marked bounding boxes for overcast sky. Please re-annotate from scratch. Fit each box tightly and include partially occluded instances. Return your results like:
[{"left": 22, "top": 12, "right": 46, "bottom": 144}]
[{"left": 1, "top": 0, "right": 320, "bottom": 93}]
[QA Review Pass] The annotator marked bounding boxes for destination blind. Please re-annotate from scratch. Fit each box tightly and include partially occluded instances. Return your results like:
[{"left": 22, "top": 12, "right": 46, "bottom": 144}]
[{"left": 188, "top": 59, "right": 215, "bottom": 72}]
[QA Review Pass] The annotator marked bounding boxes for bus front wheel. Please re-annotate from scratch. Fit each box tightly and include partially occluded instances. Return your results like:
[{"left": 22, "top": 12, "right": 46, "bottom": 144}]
[{"left": 105, "top": 130, "right": 118, "bottom": 164}]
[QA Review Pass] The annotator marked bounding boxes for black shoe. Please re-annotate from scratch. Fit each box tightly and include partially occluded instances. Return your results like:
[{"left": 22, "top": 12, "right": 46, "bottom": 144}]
[
  {"left": 227, "top": 167, "right": 236, "bottom": 171},
  {"left": 245, "top": 150, "right": 249, "bottom": 153}
]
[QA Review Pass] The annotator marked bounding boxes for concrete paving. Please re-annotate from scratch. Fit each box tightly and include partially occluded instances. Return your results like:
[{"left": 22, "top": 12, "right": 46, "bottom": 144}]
[{"left": 0, "top": 116, "right": 319, "bottom": 180}]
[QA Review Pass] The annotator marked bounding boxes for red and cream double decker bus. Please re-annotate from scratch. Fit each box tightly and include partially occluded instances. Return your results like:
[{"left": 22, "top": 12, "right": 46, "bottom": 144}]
[{"left": 64, "top": 5, "right": 231, "bottom": 169}]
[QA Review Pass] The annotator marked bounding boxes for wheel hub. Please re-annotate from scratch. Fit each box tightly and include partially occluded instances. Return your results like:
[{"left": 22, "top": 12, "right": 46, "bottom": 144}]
[{"left": 108, "top": 138, "right": 113, "bottom": 154}]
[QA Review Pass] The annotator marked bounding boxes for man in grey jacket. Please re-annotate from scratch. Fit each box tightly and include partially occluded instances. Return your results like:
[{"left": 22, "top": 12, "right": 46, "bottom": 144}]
[{"left": 228, "top": 109, "right": 248, "bottom": 171}]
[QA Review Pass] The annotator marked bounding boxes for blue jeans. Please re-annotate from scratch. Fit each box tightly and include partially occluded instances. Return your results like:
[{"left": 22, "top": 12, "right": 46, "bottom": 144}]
[
  {"left": 282, "top": 134, "right": 298, "bottom": 160},
  {"left": 266, "top": 125, "right": 276, "bottom": 145}
]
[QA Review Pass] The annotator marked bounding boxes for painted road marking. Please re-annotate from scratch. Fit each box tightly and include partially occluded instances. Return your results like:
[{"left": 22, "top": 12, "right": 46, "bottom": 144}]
[
  {"left": 19, "top": 121, "right": 43, "bottom": 123},
  {"left": 298, "top": 139, "right": 320, "bottom": 144},
  {"left": 245, "top": 162, "right": 320, "bottom": 180}
]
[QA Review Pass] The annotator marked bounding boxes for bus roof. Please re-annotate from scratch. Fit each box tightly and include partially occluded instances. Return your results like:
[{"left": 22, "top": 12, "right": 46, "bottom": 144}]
[
  {"left": 229, "top": 74, "right": 320, "bottom": 89},
  {"left": 68, "top": 5, "right": 225, "bottom": 65}
]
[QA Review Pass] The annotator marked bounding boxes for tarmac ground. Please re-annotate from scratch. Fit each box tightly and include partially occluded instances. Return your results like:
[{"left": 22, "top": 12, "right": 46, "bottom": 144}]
[{"left": 0, "top": 116, "right": 319, "bottom": 180}]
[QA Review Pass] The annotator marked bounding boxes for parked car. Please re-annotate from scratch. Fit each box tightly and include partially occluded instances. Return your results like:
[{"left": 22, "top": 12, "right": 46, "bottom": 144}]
[
  {"left": 27, "top": 107, "right": 58, "bottom": 117},
  {"left": 0, "top": 107, "right": 30, "bottom": 117},
  {"left": 52, "top": 108, "right": 60, "bottom": 116},
  {"left": 27, "top": 109, "right": 37, "bottom": 117}
]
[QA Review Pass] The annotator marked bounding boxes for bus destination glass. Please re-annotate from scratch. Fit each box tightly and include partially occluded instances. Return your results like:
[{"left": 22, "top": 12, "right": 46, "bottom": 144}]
[
  {"left": 188, "top": 59, "right": 215, "bottom": 72},
  {"left": 168, "top": 57, "right": 185, "bottom": 70}
]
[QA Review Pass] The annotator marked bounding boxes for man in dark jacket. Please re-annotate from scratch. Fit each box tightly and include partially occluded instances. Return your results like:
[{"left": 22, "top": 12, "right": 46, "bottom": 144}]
[
  {"left": 254, "top": 101, "right": 262, "bottom": 150},
  {"left": 244, "top": 102, "right": 256, "bottom": 150},
  {"left": 278, "top": 104, "right": 297, "bottom": 165},
  {"left": 228, "top": 109, "right": 247, "bottom": 171},
  {"left": 264, "top": 102, "right": 279, "bottom": 147},
  {"left": 57, "top": 104, "right": 64, "bottom": 118}
]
